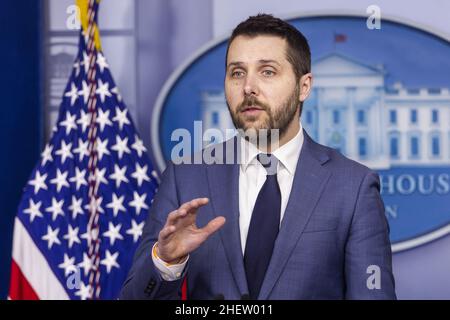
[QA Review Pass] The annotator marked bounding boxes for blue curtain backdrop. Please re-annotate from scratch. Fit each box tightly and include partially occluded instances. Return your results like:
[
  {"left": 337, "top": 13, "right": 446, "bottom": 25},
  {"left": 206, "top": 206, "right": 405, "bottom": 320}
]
[{"left": 0, "top": 0, "right": 42, "bottom": 299}]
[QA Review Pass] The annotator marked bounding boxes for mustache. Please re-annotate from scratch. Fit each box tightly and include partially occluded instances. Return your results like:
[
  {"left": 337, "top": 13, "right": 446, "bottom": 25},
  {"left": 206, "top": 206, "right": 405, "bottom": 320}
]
[{"left": 237, "top": 95, "right": 270, "bottom": 113}]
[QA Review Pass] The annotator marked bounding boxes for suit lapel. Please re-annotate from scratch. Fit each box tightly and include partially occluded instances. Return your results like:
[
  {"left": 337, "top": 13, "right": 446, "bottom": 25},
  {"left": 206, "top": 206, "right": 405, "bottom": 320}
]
[
  {"left": 206, "top": 137, "right": 249, "bottom": 296},
  {"left": 258, "top": 131, "right": 332, "bottom": 299}
]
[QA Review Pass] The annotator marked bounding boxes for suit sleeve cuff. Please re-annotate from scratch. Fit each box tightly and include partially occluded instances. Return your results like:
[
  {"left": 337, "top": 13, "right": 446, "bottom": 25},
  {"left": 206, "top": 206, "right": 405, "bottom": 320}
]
[{"left": 151, "top": 242, "right": 189, "bottom": 281}]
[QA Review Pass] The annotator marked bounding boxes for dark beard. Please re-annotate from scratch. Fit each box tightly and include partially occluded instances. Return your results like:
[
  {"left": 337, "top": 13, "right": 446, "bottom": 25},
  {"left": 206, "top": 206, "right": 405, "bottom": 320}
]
[{"left": 227, "top": 84, "right": 301, "bottom": 141}]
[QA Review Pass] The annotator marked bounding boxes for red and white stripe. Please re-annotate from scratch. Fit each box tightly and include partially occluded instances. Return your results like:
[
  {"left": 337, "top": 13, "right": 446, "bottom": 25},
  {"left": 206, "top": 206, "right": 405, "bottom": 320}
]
[{"left": 9, "top": 218, "right": 69, "bottom": 300}]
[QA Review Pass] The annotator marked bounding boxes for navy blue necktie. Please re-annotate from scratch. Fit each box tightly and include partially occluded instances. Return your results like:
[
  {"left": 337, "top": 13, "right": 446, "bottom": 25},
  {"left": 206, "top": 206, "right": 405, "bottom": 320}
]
[{"left": 244, "top": 154, "right": 281, "bottom": 299}]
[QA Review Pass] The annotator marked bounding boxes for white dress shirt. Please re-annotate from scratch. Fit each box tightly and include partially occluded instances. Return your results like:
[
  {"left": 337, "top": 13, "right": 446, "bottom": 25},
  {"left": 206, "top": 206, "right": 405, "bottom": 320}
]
[
  {"left": 238, "top": 124, "right": 304, "bottom": 254},
  {"left": 152, "top": 124, "right": 304, "bottom": 280}
]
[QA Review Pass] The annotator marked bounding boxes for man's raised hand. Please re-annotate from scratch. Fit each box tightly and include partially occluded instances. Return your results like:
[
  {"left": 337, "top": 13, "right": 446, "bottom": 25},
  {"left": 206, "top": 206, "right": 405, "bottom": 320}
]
[{"left": 156, "top": 198, "right": 226, "bottom": 264}]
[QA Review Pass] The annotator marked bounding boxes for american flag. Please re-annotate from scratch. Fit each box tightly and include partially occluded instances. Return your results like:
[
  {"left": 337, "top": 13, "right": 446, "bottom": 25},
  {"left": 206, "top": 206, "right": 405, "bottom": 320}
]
[{"left": 9, "top": 0, "right": 158, "bottom": 300}]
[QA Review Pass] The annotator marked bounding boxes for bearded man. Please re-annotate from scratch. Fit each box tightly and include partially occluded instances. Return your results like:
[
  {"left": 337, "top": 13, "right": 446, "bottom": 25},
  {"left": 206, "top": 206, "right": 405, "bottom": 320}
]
[{"left": 120, "top": 14, "right": 396, "bottom": 300}]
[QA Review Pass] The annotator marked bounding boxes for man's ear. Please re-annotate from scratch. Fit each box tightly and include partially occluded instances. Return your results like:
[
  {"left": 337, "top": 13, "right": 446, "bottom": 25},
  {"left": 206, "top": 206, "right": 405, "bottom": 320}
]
[{"left": 299, "top": 72, "right": 313, "bottom": 102}]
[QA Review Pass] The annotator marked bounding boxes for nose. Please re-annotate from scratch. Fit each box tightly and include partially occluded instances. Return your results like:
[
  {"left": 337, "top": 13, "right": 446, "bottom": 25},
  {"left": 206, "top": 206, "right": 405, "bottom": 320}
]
[{"left": 243, "top": 72, "right": 259, "bottom": 97}]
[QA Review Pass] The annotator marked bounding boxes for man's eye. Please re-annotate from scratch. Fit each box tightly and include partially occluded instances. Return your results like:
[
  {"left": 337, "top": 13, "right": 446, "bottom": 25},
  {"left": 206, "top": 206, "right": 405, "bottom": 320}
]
[
  {"left": 231, "top": 71, "right": 244, "bottom": 78},
  {"left": 262, "top": 70, "right": 275, "bottom": 76}
]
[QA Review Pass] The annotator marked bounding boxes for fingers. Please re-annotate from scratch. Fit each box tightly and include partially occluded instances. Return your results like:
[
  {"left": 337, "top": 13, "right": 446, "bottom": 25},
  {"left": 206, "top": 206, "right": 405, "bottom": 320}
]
[
  {"left": 159, "top": 225, "right": 176, "bottom": 241},
  {"left": 160, "top": 197, "right": 214, "bottom": 243},
  {"left": 160, "top": 216, "right": 225, "bottom": 244},
  {"left": 180, "top": 197, "right": 209, "bottom": 214},
  {"left": 165, "top": 198, "right": 209, "bottom": 227},
  {"left": 200, "top": 216, "right": 226, "bottom": 237}
]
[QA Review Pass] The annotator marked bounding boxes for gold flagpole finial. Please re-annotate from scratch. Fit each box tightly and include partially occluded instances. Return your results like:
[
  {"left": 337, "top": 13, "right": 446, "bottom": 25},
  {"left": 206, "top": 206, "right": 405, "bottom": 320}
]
[{"left": 76, "top": 0, "right": 102, "bottom": 51}]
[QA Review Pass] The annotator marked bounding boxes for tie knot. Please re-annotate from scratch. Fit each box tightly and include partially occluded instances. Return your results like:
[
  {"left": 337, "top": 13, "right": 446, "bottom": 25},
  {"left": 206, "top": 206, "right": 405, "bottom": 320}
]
[{"left": 257, "top": 153, "right": 278, "bottom": 176}]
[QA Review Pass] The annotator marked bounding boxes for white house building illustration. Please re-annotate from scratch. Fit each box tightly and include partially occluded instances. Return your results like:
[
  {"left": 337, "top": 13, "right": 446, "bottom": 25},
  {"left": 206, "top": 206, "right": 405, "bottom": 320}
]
[{"left": 201, "top": 53, "right": 450, "bottom": 169}]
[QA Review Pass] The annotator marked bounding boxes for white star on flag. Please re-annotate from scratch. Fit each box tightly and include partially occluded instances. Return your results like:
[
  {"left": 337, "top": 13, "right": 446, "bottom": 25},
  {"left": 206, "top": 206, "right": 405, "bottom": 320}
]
[
  {"left": 29, "top": 171, "right": 48, "bottom": 194},
  {"left": 106, "top": 193, "right": 126, "bottom": 217},
  {"left": 101, "top": 250, "right": 120, "bottom": 273},
  {"left": 80, "top": 50, "right": 90, "bottom": 74},
  {"left": 80, "top": 230, "right": 93, "bottom": 247},
  {"left": 64, "top": 82, "right": 79, "bottom": 106},
  {"left": 23, "top": 199, "right": 43, "bottom": 223},
  {"left": 109, "top": 164, "right": 129, "bottom": 188},
  {"left": 131, "top": 163, "right": 150, "bottom": 187},
  {"left": 60, "top": 112, "right": 77, "bottom": 135},
  {"left": 75, "top": 282, "right": 93, "bottom": 300},
  {"left": 78, "top": 80, "right": 90, "bottom": 104},
  {"left": 96, "top": 109, "right": 113, "bottom": 132},
  {"left": 73, "top": 139, "right": 90, "bottom": 162},
  {"left": 55, "top": 141, "right": 74, "bottom": 164},
  {"left": 73, "top": 60, "right": 80, "bottom": 77},
  {"left": 41, "top": 226, "right": 61, "bottom": 249},
  {"left": 69, "top": 167, "right": 88, "bottom": 190},
  {"left": 129, "top": 191, "right": 149, "bottom": 215},
  {"left": 111, "top": 136, "right": 131, "bottom": 159},
  {"left": 50, "top": 169, "right": 70, "bottom": 192},
  {"left": 131, "top": 135, "right": 147, "bottom": 157},
  {"left": 97, "top": 52, "right": 109, "bottom": 73},
  {"left": 77, "top": 110, "right": 91, "bottom": 133},
  {"left": 126, "top": 219, "right": 144, "bottom": 243},
  {"left": 103, "top": 222, "right": 124, "bottom": 246},
  {"left": 96, "top": 79, "right": 112, "bottom": 103},
  {"left": 90, "top": 167, "right": 108, "bottom": 187},
  {"left": 84, "top": 196, "right": 104, "bottom": 214},
  {"left": 68, "top": 196, "right": 84, "bottom": 219},
  {"left": 58, "top": 254, "right": 77, "bottom": 277},
  {"left": 41, "top": 144, "right": 53, "bottom": 166},
  {"left": 45, "top": 197, "right": 65, "bottom": 221},
  {"left": 63, "top": 225, "right": 81, "bottom": 248},
  {"left": 95, "top": 137, "right": 111, "bottom": 160},
  {"left": 112, "top": 107, "right": 130, "bottom": 130},
  {"left": 78, "top": 253, "right": 94, "bottom": 277}
]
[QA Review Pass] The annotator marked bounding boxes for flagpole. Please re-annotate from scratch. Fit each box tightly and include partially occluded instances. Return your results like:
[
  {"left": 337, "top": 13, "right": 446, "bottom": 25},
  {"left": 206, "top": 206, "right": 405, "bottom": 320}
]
[{"left": 85, "top": 0, "right": 101, "bottom": 300}]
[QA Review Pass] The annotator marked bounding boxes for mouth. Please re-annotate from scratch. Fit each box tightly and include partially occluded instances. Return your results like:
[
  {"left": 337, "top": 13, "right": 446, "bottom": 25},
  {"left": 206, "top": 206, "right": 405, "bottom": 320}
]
[{"left": 241, "top": 106, "right": 264, "bottom": 115}]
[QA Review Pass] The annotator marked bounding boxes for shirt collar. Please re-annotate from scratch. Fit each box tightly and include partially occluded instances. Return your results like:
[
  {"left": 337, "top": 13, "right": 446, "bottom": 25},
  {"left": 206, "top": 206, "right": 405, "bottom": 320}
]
[{"left": 239, "top": 122, "right": 304, "bottom": 176}]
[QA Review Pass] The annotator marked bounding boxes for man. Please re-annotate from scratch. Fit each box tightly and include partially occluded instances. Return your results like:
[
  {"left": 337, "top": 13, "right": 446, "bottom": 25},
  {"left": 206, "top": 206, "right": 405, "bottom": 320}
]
[{"left": 120, "top": 14, "right": 396, "bottom": 300}]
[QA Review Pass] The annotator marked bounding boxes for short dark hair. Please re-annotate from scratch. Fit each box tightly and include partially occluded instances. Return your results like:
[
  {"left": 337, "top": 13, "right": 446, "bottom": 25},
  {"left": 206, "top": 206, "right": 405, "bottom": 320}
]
[{"left": 226, "top": 13, "right": 311, "bottom": 80}]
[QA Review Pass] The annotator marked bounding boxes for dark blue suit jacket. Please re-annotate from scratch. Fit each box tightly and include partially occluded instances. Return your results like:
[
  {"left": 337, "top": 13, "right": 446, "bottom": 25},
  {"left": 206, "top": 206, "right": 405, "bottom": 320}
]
[{"left": 120, "top": 130, "right": 396, "bottom": 299}]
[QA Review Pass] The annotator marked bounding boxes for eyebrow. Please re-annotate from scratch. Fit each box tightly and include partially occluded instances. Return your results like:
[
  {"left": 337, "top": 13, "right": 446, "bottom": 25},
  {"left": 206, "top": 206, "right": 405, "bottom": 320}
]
[
  {"left": 227, "top": 61, "right": 244, "bottom": 70},
  {"left": 259, "top": 59, "right": 281, "bottom": 66},
  {"left": 227, "top": 59, "right": 281, "bottom": 69}
]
